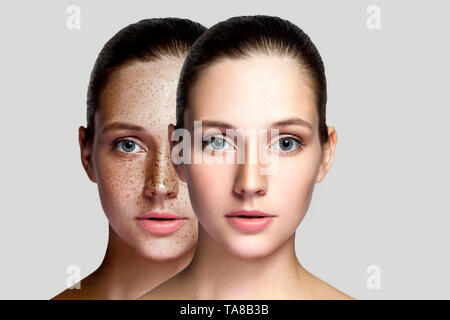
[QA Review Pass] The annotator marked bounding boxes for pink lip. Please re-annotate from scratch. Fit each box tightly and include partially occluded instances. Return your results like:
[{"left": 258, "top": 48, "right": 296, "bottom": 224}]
[
  {"left": 136, "top": 211, "right": 186, "bottom": 235},
  {"left": 225, "top": 210, "right": 276, "bottom": 233}
]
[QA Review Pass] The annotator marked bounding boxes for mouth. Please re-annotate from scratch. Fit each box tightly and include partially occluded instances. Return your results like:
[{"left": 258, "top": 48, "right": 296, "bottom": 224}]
[
  {"left": 136, "top": 212, "right": 187, "bottom": 235},
  {"left": 225, "top": 210, "right": 276, "bottom": 233}
]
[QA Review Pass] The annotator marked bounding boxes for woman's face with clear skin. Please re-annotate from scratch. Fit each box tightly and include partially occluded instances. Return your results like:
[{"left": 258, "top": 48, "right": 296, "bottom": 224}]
[
  {"left": 173, "top": 54, "right": 336, "bottom": 259},
  {"left": 80, "top": 56, "right": 197, "bottom": 261}
]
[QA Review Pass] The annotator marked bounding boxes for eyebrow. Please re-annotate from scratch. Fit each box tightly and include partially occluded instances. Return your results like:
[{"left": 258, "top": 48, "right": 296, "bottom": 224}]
[
  {"left": 201, "top": 120, "right": 235, "bottom": 129},
  {"left": 102, "top": 122, "right": 145, "bottom": 133},
  {"left": 270, "top": 117, "right": 313, "bottom": 131},
  {"left": 200, "top": 117, "right": 313, "bottom": 131}
]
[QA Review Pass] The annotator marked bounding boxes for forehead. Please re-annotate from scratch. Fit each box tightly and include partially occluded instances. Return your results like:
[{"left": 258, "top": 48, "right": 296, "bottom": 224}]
[
  {"left": 97, "top": 56, "right": 185, "bottom": 128},
  {"left": 188, "top": 55, "right": 318, "bottom": 129}
]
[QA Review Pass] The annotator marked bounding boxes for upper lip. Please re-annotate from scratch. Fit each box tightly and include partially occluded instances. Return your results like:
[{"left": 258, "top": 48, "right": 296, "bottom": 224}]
[
  {"left": 136, "top": 211, "right": 186, "bottom": 220},
  {"left": 225, "top": 210, "right": 276, "bottom": 218}
]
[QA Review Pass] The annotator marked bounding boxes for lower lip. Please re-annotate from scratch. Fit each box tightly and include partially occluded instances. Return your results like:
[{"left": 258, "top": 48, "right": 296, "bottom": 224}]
[
  {"left": 137, "top": 219, "right": 185, "bottom": 235},
  {"left": 226, "top": 216, "right": 274, "bottom": 233}
]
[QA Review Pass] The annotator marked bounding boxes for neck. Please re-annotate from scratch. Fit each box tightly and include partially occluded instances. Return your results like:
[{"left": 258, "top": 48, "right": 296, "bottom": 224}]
[
  {"left": 85, "top": 225, "right": 194, "bottom": 299},
  {"left": 182, "top": 225, "right": 308, "bottom": 299}
]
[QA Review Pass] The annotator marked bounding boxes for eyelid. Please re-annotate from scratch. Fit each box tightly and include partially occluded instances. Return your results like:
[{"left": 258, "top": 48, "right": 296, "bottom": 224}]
[
  {"left": 112, "top": 137, "right": 147, "bottom": 153},
  {"left": 203, "top": 134, "right": 236, "bottom": 148},
  {"left": 268, "top": 134, "right": 305, "bottom": 152}
]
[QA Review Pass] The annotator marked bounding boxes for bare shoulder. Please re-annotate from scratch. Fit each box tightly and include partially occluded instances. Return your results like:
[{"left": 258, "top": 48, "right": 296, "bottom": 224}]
[
  {"left": 138, "top": 273, "right": 188, "bottom": 300},
  {"left": 51, "top": 273, "right": 102, "bottom": 300},
  {"left": 303, "top": 270, "right": 355, "bottom": 300},
  {"left": 315, "top": 281, "right": 355, "bottom": 300},
  {"left": 138, "top": 283, "right": 171, "bottom": 300},
  {"left": 52, "top": 283, "right": 95, "bottom": 300}
]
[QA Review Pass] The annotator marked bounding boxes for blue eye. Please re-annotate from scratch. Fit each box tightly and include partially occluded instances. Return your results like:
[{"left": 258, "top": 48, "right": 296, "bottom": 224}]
[
  {"left": 272, "top": 137, "right": 304, "bottom": 152},
  {"left": 116, "top": 140, "right": 143, "bottom": 154},
  {"left": 203, "top": 136, "right": 232, "bottom": 151}
]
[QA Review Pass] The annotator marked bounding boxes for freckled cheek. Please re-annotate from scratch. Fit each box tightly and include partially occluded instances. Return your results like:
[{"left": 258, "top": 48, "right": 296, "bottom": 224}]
[
  {"left": 94, "top": 155, "right": 147, "bottom": 213},
  {"left": 174, "top": 183, "right": 196, "bottom": 218}
]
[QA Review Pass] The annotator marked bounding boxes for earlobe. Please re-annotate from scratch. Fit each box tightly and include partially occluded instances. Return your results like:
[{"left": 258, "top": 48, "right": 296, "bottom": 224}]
[
  {"left": 316, "top": 126, "right": 337, "bottom": 183},
  {"left": 168, "top": 123, "right": 186, "bottom": 183},
  {"left": 78, "top": 126, "right": 96, "bottom": 183}
]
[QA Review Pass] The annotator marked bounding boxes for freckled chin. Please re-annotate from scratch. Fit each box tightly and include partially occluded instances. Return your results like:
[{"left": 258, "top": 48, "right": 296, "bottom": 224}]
[
  {"left": 137, "top": 224, "right": 197, "bottom": 261},
  {"left": 106, "top": 211, "right": 196, "bottom": 261}
]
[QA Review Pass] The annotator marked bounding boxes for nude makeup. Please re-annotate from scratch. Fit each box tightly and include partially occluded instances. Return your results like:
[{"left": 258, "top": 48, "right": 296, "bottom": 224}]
[
  {"left": 225, "top": 210, "right": 276, "bottom": 233},
  {"left": 136, "top": 211, "right": 187, "bottom": 235}
]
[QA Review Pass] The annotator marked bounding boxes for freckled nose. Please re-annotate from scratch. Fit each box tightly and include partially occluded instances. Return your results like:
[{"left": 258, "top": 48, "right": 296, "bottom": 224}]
[{"left": 144, "top": 143, "right": 179, "bottom": 199}]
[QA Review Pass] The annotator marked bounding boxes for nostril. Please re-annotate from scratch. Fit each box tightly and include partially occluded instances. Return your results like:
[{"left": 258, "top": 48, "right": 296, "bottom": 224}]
[
  {"left": 233, "top": 186, "right": 267, "bottom": 198},
  {"left": 168, "top": 191, "right": 177, "bottom": 198},
  {"left": 144, "top": 184, "right": 177, "bottom": 199}
]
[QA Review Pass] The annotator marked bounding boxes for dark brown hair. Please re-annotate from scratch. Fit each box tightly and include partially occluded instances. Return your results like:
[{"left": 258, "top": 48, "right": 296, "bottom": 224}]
[
  {"left": 176, "top": 15, "right": 329, "bottom": 145},
  {"left": 85, "top": 18, "right": 207, "bottom": 142}
]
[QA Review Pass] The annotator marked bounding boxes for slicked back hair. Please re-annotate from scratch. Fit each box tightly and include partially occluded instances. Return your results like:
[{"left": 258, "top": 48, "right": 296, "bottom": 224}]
[
  {"left": 85, "top": 18, "right": 207, "bottom": 142},
  {"left": 176, "top": 15, "right": 329, "bottom": 145}
]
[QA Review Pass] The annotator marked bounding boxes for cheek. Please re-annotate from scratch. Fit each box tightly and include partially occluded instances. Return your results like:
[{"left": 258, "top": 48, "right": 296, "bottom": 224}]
[
  {"left": 176, "top": 181, "right": 197, "bottom": 218},
  {"left": 271, "top": 149, "right": 322, "bottom": 221},
  {"left": 94, "top": 151, "right": 146, "bottom": 216},
  {"left": 185, "top": 164, "right": 234, "bottom": 220}
]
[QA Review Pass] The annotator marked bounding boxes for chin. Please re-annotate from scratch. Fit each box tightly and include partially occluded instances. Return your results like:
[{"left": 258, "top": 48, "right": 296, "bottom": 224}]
[
  {"left": 223, "top": 237, "right": 280, "bottom": 260},
  {"left": 136, "top": 241, "right": 195, "bottom": 262}
]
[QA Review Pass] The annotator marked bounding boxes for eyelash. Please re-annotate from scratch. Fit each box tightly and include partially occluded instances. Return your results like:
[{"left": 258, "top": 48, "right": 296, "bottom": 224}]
[
  {"left": 201, "top": 134, "right": 305, "bottom": 153},
  {"left": 202, "top": 135, "right": 234, "bottom": 152},
  {"left": 270, "top": 135, "right": 305, "bottom": 154}
]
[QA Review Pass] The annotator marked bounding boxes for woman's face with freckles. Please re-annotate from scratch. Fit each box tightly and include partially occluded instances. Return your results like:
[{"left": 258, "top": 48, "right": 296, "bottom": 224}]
[
  {"left": 81, "top": 56, "right": 197, "bottom": 261},
  {"left": 174, "top": 54, "right": 335, "bottom": 259}
]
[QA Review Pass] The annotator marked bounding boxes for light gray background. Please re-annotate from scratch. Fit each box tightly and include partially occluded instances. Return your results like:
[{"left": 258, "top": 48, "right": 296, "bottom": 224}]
[{"left": 0, "top": 0, "right": 448, "bottom": 299}]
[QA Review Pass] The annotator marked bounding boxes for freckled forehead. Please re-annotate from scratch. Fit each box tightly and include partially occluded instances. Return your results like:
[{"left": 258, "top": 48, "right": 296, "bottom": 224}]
[{"left": 98, "top": 56, "right": 185, "bottom": 127}]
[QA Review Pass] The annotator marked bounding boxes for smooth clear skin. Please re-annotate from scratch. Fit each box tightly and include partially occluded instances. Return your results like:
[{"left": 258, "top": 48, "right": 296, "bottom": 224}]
[
  {"left": 53, "top": 57, "right": 197, "bottom": 299},
  {"left": 140, "top": 55, "right": 354, "bottom": 299}
]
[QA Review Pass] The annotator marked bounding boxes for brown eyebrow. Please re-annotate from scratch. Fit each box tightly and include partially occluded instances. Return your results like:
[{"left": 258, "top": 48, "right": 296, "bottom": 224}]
[
  {"left": 200, "top": 120, "right": 235, "bottom": 129},
  {"left": 270, "top": 117, "right": 313, "bottom": 131},
  {"left": 199, "top": 118, "right": 312, "bottom": 131},
  {"left": 102, "top": 122, "right": 146, "bottom": 133}
]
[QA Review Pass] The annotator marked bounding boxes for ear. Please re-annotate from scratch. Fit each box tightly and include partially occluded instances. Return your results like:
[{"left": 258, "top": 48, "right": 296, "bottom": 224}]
[
  {"left": 316, "top": 126, "right": 337, "bottom": 183},
  {"left": 78, "top": 126, "right": 97, "bottom": 183},
  {"left": 168, "top": 123, "right": 186, "bottom": 183}
]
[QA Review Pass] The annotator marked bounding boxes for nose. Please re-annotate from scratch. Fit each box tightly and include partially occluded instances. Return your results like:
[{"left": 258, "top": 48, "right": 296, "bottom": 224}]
[
  {"left": 233, "top": 162, "right": 268, "bottom": 198},
  {"left": 144, "top": 143, "right": 179, "bottom": 200}
]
